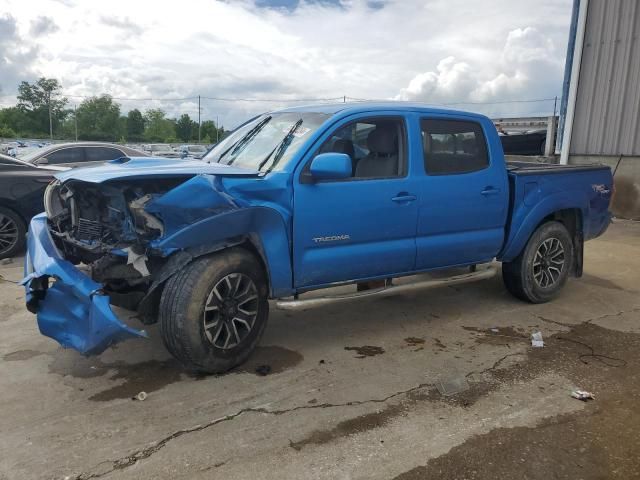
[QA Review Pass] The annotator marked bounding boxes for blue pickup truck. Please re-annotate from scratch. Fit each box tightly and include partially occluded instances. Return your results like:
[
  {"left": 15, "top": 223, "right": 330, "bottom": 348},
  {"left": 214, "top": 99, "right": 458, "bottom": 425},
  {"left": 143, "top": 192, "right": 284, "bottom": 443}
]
[{"left": 23, "top": 102, "right": 613, "bottom": 373}]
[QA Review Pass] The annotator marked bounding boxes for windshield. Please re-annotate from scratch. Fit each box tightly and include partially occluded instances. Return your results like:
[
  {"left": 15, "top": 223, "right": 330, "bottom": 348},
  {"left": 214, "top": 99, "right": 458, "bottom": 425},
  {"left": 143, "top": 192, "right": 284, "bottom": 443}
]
[{"left": 203, "top": 112, "right": 329, "bottom": 172}]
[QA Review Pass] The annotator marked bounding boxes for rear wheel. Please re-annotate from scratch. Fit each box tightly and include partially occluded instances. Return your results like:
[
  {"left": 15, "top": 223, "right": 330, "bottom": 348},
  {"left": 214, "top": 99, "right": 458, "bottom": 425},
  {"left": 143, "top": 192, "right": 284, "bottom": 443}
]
[
  {"left": 502, "top": 221, "right": 573, "bottom": 303},
  {"left": 0, "top": 207, "right": 25, "bottom": 259},
  {"left": 159, "top": 248, "right": 269, "bottom": 373}
]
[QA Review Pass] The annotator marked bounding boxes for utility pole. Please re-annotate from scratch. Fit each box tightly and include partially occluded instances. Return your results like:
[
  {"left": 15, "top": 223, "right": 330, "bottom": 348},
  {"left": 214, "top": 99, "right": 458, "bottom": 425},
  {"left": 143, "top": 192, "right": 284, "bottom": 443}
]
[
  {"left": 343, "top": 95, "right": 346, "bottom": 103},
  {"left": 74, "top": 104, "right": 78, "bottom": 142},
  {"left": 198, "top": 95, "right": 201, "bottom": 143},
  {"left": 48, "top": 93, "right": 53, "bottom": 140}
]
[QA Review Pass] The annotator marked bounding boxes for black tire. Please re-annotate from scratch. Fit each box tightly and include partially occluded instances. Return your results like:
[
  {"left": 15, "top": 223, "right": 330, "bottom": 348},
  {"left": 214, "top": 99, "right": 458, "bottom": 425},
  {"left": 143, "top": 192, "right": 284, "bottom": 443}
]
[
  {"left": 502, "top": 221, "right": 573, "bottom": 303},
  {"left": 0, "top": 206, "right": 26, "bottom": 259},
  {"left": 159, "top": 248, "right": 269, "bottom": 373}
]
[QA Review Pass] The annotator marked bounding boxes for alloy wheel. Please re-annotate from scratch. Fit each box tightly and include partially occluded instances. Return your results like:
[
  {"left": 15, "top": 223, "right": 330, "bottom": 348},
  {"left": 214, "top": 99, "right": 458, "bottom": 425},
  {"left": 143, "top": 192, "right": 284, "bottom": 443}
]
[
  {"left": 203, "top": 273, "right": 259, "bottom": 349},
  {"left": 533, "top": 237, "right": 565, "bottom": 288},
  {"left": 0, "top": 213, "right": 19, "bottom": 255}
]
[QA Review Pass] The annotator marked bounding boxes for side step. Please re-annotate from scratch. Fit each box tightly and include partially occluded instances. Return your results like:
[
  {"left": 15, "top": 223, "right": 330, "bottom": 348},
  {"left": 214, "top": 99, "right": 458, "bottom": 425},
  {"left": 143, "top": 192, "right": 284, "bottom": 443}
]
[{"left": 275, "top": 265, "right": 497, "bottom": 311}]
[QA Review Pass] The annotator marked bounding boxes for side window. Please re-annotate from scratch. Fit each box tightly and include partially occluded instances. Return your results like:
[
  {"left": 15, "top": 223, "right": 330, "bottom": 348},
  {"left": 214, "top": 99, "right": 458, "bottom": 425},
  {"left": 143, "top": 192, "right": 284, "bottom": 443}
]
[
  {"left": 421, "top": 119, "right": 488, "bottom": 175},
  {"left": 85, "top": 147, "right": 125, "bottom": 162},
  {"left": 316, "top": 117, "right": 406, "bottom": 180},
  {"left": 45, "top": 147, "right": 85, "bottom": 164}
]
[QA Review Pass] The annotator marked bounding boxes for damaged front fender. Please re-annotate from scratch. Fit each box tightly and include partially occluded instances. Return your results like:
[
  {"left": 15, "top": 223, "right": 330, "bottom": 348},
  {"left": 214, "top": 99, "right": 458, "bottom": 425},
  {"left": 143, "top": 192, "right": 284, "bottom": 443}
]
[{"left": 22, "top": 214, "right": 147, "bottom": 354}]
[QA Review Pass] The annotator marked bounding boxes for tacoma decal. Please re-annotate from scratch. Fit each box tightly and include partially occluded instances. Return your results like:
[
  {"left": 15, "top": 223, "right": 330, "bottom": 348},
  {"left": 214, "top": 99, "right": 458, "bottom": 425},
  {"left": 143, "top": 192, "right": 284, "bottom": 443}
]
[{"left": 312, "top": 234, "right": 350, "bottom": 243}]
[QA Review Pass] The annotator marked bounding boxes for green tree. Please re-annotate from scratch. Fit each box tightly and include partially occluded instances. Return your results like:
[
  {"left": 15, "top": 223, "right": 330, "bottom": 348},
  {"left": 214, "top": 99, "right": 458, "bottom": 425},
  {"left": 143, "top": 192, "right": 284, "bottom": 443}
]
[
  {"left": 200, "top": 120, "right": 221, "bottom": 144},
  {"left": 17, "top": 77, "right": 68, "bottom": 136},
  {"left": 0, "top": 124, "right": 16, "bottom": 138},
  {"left": 126, "top": 109, "right": 145, "bottom": 142},
  {"left": 0, "top": 107, "right": 30, "bottom": 136},
  {"left": 175, "top": 114, "right": 193, "bottom": 142},
  {"left": 76, "top": 95, "right": 121, "bottom": 141},
  {"left": 144, "top": 109, "right": 175, "bottom": 142}
]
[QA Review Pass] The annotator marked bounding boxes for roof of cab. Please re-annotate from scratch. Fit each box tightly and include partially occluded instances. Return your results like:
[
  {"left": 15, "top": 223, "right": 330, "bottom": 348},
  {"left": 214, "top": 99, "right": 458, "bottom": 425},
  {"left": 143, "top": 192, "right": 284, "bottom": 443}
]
[{"left": 277, "top": 101, "right": 489, "bottom": 120}]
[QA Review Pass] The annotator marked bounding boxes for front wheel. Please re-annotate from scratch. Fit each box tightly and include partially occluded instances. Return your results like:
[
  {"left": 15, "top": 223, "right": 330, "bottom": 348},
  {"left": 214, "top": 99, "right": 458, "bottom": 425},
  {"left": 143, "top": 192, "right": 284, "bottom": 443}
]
[
  {"left": 502, "top": 221, "right": 574, "bottom": 303},
  {"left": 159, "top": 248, "right": 269, "bottom": 373}
]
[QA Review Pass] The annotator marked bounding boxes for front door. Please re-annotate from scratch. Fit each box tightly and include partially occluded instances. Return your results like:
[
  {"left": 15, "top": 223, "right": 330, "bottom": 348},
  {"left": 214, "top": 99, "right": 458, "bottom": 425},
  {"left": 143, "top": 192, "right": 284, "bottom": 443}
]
[{"left": 293, "top": 115, "right": 419, "bottom": 289}]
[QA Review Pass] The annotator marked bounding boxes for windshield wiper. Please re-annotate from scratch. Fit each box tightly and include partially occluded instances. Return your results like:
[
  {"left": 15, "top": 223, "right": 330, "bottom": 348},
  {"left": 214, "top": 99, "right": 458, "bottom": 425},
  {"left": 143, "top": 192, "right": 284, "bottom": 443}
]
[
  {"left": 258, "top": 119, "right": 303, "bottom": 173},
  {"left": 214, "top": 116, "right": 272, "bottom": 165}
]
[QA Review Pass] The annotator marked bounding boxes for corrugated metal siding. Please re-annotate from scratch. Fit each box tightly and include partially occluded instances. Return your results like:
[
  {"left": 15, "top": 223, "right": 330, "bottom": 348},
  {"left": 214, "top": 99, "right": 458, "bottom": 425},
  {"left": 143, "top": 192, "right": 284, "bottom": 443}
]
[{"left": 570, "top": 0, "right": 640, "bottom": 155}]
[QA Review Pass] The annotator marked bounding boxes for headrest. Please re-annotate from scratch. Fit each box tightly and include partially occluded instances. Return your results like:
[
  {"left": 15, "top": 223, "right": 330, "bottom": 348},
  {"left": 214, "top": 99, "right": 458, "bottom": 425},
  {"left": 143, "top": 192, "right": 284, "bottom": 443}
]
[{"left": 367, "top": 125, "right": 397, "bottom": 155}]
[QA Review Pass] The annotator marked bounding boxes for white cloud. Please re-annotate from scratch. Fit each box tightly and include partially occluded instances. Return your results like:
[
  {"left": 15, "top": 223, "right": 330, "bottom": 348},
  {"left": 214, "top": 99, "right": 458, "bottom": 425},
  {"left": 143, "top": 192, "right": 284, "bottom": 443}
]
[
  {"left": 0, "top": 0, "right": 572, "bottom": 126},
  {"left": 396, "top": 25, "right": 565, "bottom": 117}
]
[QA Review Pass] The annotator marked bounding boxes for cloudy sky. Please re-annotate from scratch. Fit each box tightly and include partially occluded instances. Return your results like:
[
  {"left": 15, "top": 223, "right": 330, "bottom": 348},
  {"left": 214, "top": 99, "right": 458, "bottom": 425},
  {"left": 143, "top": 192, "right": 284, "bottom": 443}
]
[{"left": 0, "top": 0, "right": 573, "bottom": 128}]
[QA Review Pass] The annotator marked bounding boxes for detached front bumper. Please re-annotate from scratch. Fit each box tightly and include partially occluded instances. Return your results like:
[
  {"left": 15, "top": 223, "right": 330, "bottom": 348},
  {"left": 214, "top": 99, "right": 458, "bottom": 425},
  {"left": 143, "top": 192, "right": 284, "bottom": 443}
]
[{"left": 22, "top": 213, "right": 147, "bottom": 355}]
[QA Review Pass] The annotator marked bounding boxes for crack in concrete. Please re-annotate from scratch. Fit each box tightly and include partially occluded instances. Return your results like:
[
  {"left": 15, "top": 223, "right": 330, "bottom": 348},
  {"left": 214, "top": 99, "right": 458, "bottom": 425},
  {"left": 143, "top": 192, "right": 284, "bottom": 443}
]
[
  {"left": 72, "top": 382, "right": 434, "bottom": 479},
  {"left": 72, "top": 306, "right": 640, "bottom": 479},
  {"left": 466, "top": 352, "right": 524, "bottom": 379},
  {"left": 584, "top": 306, "right": 640, "bottom": 324}
]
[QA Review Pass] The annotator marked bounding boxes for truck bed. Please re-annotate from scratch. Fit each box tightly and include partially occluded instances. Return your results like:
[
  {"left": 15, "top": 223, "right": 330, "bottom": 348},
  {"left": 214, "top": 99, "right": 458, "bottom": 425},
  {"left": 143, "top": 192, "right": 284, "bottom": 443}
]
[{"left": 498, "top": 160, "right": 613, "bottom": 262}]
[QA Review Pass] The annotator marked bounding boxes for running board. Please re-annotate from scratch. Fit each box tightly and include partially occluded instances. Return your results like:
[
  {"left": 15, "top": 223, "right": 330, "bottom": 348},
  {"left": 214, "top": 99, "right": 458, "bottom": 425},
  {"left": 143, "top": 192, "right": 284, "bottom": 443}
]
[{"left": 275, "top": 265, "right": 497, "bottom": 311}]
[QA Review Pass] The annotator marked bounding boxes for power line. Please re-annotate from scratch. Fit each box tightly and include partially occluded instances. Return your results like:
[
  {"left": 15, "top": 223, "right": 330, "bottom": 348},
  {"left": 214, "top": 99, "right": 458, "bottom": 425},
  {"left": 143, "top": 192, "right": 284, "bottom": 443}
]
[
  {"left": 63, "top": 94, "right": 199, "bottom": 101},
  {"left": 346, "top": 96, "right": 560, "bottom": 105},
  {"left": 1, "top": 91, "right": 561, "bottom": 106},
  {"left": 200, "top": 95, "right": 344, "bottom": 103}
]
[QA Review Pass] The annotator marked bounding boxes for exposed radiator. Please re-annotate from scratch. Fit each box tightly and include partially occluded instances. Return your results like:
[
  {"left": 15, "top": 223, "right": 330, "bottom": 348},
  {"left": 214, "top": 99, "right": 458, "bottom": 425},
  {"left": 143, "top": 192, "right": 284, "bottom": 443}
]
[{"left": 76, "top": 218, "right": 103, "bottom": 241}]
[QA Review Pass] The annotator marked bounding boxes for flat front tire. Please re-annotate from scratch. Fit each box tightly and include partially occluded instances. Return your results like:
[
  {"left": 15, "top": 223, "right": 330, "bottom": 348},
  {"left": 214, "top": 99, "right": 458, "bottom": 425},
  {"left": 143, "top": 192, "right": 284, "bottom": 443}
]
[
  {"left": 159, "top": 248, "right": 269, "bottom": 373},
  {"left": 502, "top": 221, "right": 573, "bottom": 303}
]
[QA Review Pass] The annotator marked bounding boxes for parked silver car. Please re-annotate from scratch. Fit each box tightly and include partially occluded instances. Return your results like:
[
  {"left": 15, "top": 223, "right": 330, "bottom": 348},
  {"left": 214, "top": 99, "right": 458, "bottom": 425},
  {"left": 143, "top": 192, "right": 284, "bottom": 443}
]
[
  {"left": 20, "top": 142, "right": 148, "bottom": 168},
  {"left": 177, "top": 144, "right": 208, "bottom": 159},
  {"left": 143, "top": 144, "right": 180, "bottom": 158}
]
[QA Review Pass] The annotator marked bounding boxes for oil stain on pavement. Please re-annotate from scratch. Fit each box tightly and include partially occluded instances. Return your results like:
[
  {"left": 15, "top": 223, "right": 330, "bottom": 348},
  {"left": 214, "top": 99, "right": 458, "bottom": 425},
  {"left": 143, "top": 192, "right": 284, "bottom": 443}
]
[
  {"left": 47, "top": 345, "right": 304, "bottom": 401},
  {"left": 344, "top": 345, "right": 385, "bottom": 358}
]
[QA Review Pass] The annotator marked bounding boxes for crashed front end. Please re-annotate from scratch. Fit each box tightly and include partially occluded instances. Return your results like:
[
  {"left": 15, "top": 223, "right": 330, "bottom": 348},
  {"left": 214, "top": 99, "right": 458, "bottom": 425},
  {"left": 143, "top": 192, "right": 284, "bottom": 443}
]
[
  {"left": 23, "top": 162, "right": 248, "bottom": 354},
  {"left": 23, "top": 213, "right": 148, "bottom": 354}
]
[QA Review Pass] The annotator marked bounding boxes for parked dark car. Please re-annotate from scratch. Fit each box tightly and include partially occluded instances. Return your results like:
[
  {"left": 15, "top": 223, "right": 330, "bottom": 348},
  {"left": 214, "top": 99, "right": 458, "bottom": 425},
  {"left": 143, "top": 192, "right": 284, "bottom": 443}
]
[
  {"left": 499, "top": 129, "right": 548, "bottom": 156},
  {"left": 0, "top": 154, "right": 66, "bottom": 258},
  {"left": 20, "top": 142, "right": 147, "bottom": 168}
]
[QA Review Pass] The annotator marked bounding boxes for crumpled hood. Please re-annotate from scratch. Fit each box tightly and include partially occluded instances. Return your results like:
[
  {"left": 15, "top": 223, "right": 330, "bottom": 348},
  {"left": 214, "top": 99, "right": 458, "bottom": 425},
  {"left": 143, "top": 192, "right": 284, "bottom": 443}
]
[{"left": 54, "top": 157, "right": 259, "bottom": 184}]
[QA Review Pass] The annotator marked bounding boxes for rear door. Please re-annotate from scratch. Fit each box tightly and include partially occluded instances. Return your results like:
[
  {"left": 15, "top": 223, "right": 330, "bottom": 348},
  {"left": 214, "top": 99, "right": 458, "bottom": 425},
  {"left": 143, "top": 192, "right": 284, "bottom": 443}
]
[
  {"left": 292, "top": 114, "right": 419, "bottom": 288},
  {"left": 415, "top": 116, "right": 508, "bottom": 269}
]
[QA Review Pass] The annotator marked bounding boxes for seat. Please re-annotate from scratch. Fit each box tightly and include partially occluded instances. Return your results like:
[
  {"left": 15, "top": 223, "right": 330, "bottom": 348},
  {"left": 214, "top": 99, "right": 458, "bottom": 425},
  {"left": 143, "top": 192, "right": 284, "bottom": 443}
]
[{"left": 355, "top": 124, "right": 399, "bottom": 178}]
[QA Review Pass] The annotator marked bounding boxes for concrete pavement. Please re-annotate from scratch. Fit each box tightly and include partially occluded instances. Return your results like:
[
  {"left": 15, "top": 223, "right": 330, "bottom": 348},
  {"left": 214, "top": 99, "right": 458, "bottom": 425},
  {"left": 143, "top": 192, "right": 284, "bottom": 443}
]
[{"left": 0, "top": 220, "right": 638, "bottom": 479}]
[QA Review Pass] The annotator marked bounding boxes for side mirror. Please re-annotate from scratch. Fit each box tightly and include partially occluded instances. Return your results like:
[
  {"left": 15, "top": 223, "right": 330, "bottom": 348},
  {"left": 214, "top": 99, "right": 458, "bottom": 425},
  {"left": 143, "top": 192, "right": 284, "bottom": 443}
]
[
  {"left": 180, "top": 150, "right": 187, "bottom": 158},
  {"left": 309, "top": 153, "right": 352, "bottom": 181},
  {"left": 37, "top": 157, "right": 49, "bottom": 165}
]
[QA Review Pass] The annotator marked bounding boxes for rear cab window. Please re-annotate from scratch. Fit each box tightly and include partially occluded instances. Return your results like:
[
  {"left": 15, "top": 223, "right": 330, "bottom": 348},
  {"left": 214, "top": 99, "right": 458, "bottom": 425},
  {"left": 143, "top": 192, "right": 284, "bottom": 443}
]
[{"left": 421, "top": 119, "right": 489, "bottom": 175}]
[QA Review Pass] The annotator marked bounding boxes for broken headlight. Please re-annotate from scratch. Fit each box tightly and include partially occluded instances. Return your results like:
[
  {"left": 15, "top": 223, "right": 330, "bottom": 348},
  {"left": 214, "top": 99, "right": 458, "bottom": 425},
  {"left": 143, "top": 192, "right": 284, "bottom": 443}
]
[{"left": 43, "top": 180, "right": 65, "bottom": 220}]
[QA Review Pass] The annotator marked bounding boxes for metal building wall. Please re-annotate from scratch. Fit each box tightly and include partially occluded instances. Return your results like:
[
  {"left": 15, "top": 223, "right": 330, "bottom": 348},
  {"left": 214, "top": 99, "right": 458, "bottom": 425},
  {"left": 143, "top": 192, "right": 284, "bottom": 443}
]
[
  {"left": 570, "top": 0, "right": 640, "bottom": 155},
  {"left": 568, "top": 0, "right": 640, "bottom": 219}
]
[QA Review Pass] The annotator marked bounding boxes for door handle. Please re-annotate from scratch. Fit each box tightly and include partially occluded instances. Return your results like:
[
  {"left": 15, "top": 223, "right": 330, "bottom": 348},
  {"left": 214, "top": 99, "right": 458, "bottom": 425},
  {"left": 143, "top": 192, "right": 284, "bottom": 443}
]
[
  {"left": 391, "top": 193, "right": 417, "bottom": 203},
  {"left": 480, "top": 187, "right": 500, "bottom": 196}
]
